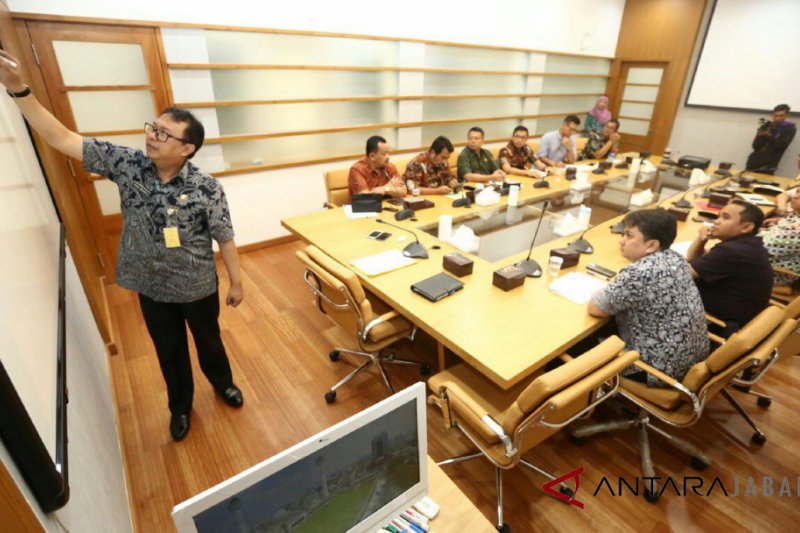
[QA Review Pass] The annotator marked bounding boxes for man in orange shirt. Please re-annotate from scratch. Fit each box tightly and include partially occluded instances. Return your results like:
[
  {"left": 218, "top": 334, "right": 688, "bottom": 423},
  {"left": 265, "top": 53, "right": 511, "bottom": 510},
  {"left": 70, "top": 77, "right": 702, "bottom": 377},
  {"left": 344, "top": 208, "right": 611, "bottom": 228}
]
[
  {"left": 348, "top": 135, "right": 407, "bottom": 200},
  {"left": 403, "top": 135, "right": 458, "bottom": 195}
]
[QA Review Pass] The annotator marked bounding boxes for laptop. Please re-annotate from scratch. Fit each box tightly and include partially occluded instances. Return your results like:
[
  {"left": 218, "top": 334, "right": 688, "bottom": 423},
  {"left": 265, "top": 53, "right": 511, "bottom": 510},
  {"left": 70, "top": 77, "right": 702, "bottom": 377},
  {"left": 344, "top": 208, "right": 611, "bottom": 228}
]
[{"left": 411, "top": 272, "right": 464, "bottom": 302}]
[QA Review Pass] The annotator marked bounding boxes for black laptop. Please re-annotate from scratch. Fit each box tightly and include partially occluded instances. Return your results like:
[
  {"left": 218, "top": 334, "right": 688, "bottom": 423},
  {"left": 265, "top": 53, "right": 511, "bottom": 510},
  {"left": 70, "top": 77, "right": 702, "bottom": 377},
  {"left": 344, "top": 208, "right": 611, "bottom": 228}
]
[{"left": 411, "top": 272, "right": 464, "bottom": 302}]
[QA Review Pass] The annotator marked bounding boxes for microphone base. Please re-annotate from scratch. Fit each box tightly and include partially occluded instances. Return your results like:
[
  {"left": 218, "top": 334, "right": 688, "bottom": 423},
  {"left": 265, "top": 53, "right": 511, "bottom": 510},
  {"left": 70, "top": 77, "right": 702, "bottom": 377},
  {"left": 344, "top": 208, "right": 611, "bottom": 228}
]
[
  {"left": 673, "top": 199, "right": 692, "bottom": 209},
  {"left": 568, "top": 238, "right": 595, "bottom": 254},
  {"left": 452, "top": 197, "right": 472, "bottom": 208},
  {"left": 516, "top": 259, "right": 543, "bottom": 277},
  {"left": 403, "top": 242, "right": 429, "bottom": 259},
  {"left": 610, "top": 222, "right": 624, "bottom": 234}
]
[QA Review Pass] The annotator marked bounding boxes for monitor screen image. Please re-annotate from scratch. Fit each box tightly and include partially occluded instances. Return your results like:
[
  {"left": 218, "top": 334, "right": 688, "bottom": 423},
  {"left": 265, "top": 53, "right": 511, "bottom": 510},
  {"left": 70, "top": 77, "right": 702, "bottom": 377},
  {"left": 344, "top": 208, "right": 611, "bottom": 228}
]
[{"left": 172, "top": 383, "right": 428, "bottom": 533}]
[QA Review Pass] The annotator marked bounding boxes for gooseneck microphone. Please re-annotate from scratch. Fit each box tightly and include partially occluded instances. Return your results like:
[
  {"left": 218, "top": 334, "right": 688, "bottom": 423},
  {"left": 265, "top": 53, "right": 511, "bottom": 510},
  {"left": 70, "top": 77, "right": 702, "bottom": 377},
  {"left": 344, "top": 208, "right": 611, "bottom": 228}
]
[
  {"left": 376, "top": 218, "right": 428, "bottom": 259},
  {"left": 568, "top": 227, "right": 595, "bottom": 254},
  {"left": 673, "top": 188, "right": 693, "bottom": 209},
  {"left": 515, "top": 200, "right": 549, "bottom": 277}
]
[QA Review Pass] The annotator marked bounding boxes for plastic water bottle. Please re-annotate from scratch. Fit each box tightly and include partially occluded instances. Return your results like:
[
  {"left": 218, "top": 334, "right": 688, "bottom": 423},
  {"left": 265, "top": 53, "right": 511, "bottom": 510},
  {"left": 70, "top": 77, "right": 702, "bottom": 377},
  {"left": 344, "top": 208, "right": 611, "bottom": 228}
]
[
  {"left": 508, "top": 184, "right": 520, "bottom": 206},
  {"left": 607, "top": 150, "right": 615, "bottom": 163},
  {"left": 578, "top": 205, "right": 592, "bottom": 230}
]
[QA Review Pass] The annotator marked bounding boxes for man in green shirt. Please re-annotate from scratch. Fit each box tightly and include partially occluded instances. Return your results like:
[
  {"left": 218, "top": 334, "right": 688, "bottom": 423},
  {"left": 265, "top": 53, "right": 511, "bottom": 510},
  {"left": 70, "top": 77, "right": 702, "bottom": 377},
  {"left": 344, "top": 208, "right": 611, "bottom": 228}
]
[{"left": 457, "top": 126, "right": 506, "bottom": 183}]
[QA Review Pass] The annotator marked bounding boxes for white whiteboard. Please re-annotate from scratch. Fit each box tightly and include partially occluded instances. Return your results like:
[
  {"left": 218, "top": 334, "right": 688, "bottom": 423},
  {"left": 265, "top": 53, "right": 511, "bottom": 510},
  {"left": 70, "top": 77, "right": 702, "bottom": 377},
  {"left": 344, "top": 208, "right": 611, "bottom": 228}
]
[
  {"left": 0, "top": 84, "right": 62, "bottom": 462},
  {"left": 687, "top": 0, "right": 800, "bottom": 111}
]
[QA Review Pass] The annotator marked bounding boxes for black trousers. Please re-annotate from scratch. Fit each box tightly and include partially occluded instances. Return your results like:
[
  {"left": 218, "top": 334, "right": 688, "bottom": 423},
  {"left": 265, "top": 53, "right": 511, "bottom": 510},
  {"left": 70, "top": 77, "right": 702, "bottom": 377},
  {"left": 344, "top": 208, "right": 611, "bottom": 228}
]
[{"left": 139, "top": 290, "right": 234, "bottom": 415}]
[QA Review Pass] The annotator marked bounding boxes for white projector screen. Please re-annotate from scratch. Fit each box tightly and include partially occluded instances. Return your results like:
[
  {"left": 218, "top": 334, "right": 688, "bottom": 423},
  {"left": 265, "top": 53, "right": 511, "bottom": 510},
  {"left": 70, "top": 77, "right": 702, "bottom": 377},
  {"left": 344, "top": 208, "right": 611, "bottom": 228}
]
[{"left": 686, "top": 0, "right": 800, "bottom": 111}]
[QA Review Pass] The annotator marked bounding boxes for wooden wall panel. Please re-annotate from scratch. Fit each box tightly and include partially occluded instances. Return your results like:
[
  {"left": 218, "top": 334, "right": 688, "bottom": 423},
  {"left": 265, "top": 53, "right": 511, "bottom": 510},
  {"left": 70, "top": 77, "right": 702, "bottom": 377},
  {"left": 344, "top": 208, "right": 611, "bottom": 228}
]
[{"left": 607, "top": 0, "right": 707, "bottom": 153}]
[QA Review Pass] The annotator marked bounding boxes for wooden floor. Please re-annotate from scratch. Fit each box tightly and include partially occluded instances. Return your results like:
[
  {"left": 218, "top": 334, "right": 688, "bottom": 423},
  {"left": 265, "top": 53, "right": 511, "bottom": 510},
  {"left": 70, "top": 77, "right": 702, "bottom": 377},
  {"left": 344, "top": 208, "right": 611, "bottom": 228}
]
[{"left": 107, "top": 240, "right": 800, "bottom": 533}]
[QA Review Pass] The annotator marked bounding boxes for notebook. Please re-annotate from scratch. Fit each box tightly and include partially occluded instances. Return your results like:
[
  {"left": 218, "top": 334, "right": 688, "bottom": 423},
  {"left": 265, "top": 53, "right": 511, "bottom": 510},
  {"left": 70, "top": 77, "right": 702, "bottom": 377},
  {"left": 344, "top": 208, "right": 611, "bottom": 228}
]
[{"left": 411, "top": 272, "right": 464, "bottom": 302}]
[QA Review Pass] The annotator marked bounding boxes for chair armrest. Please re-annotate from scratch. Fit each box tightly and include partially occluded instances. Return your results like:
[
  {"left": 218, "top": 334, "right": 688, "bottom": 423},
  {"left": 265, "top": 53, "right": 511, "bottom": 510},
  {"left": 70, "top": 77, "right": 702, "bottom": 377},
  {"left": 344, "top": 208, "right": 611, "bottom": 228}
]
[
  {"left": 708, "top": 332, "right": 726, "bottom": 345},
  {"left": 629, "top": 360, "right": 701, "bottom": 413},
  {"left": 705, "top": 313, "right": 726, "bottom": 328},
  {"left": 362, "top": 310, "right": 401, "bottom": 341},
  {"left": 431, "top": 381, "right": 516, "bottom": 457},
  {"left": 773, "top": 266, "right": 799, "bottom": 278}
]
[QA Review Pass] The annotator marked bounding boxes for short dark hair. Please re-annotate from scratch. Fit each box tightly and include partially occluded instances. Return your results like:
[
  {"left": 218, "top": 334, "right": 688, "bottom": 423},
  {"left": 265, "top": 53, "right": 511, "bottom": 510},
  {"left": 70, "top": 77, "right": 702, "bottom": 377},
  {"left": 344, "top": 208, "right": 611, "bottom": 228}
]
[
  {"left": 564, "top": 114, "right": 581, "bottom": 126},
  {"left": 731, "top": 200, "right": 765, "bottom": 234},
  {"left": 468, "top": 126, "right": 485, "bottom": 138},
  {"left": 622, "top": 208, "right": 677, "bottom": 250},
  {"left": 607, "top": 119, "right": 620, "bottom": 131},
  {"left": 430, "top": 135, "right": 454, "bottom": 155},
  {"left": 774, "top": 103, "right": 791, "bottom": 113},
  {"left": 366, "top": 135, "right": 387, "bottom": 156},
  {"left": 161, "top": 107, "right": 204, "bottom": 159},
  {"left": 513, "top": 125, "right": 529, "bottom": 135}
]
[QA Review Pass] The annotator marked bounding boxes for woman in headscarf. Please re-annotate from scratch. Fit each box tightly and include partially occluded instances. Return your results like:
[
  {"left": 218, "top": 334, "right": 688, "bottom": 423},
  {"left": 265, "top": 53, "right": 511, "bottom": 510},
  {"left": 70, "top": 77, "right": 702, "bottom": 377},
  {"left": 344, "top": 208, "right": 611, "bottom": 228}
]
[{"left": 585, "top": 96, "right": 611, "bottom": 133}]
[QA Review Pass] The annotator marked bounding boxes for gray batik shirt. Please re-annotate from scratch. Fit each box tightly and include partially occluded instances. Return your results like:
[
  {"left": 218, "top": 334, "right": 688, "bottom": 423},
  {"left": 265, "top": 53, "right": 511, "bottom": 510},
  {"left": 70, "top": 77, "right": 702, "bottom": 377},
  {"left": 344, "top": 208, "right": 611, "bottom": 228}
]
[{"left": 83, "top": 138, "right": 235, "bottom": 303}]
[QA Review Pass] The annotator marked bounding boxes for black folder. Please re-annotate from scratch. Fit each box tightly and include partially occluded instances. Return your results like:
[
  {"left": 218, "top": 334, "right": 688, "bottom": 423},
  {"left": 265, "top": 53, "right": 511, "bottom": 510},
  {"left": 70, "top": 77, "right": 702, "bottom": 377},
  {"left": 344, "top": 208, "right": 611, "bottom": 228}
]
[{"left": 411, "top": 272, "right": 464, "bottom": 302}]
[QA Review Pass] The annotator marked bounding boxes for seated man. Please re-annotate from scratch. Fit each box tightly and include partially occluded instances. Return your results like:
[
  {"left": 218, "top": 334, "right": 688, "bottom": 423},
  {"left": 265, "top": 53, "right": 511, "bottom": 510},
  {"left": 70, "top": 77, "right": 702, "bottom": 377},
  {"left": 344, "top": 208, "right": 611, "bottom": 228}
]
[
  {"left": 746, "top": 104, "right": 796, "bottom": 174},
  {"left": 579, "top": 119, "right": 621, "bottom": 161},
  {"left": 348, "top": 135, "right": 407, "bottom": 200},
  {"left": 457, "top": 126, "right": 506, "bottom": 183},
  {"left": 760, "top": 192, "right": 800, "bottom": 287},
  {"left": 536, "top": 114, "right": 580, "bottom": 167},
  {"left": 589, "top": 209, "right": 709, "bottom": 386},
  {"left": 403, "top": 135, "right": 458, "bottom": 195},
  {"left": 498, "top": 125, "right": 546, "bottom": 177},
  {"left": 687, "top": 201, "right": 773, "bottom": 331}
]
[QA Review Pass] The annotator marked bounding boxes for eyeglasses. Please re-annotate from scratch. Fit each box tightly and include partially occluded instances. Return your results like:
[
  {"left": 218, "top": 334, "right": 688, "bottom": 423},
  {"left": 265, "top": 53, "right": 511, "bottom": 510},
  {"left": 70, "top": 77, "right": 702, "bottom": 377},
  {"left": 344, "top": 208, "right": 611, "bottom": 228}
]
[
  {"left": 144, "top": 122, "right": 191, "bottom": 144},
  {"left": 512, "top": 134, "right": 528, "bottom": 140}
]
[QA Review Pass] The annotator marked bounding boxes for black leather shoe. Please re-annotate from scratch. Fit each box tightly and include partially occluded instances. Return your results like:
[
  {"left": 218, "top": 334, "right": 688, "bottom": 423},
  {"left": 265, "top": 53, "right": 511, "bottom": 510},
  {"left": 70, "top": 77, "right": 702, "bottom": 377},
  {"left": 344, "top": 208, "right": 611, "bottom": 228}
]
[
  {"left": 218, "top": 385, "right": 244, "bottom": 408},
  {"left": 170, "top": 413, "right": 190, "bottom": 442}
]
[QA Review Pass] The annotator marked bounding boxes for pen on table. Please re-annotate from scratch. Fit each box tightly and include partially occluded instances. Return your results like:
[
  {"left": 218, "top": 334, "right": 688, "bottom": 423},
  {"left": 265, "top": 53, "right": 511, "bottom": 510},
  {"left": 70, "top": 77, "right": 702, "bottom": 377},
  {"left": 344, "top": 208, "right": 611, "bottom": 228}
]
[
  {"left": 390, "top": 518, "right": 411, "bottom": 532},
  {"left": 586, "top": 270, "right": 611, "bottom": 282},
  {"left": 397, "top": 516, "right": 426, "bottom": 533},
  {"left": 403, "top": 510, "right": 429, "bottom": 530}
]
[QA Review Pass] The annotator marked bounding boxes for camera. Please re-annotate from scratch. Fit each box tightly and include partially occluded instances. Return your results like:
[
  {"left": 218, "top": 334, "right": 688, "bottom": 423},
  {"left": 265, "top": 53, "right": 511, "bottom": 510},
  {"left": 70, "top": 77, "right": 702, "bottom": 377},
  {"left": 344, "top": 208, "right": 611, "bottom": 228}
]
[{"left": 758, "top": 118, "right": 773, "bottom": 133}]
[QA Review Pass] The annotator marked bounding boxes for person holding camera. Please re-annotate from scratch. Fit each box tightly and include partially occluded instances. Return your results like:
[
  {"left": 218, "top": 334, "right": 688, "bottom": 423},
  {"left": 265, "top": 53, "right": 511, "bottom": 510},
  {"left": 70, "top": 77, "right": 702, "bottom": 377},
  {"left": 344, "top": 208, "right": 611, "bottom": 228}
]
[{"left": 745, "top": 103, "right": 795, "bottom": 175}]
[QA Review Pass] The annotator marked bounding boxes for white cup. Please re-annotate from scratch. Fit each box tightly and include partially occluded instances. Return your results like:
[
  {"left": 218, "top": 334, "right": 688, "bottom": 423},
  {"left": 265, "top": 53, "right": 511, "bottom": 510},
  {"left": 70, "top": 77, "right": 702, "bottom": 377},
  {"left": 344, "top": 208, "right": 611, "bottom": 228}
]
[
  {"left": 412, "top": 188, "right": 420, "bottom": 196},
  {"left": 549, "top": 256, "right": 564, "bottom": 277}
]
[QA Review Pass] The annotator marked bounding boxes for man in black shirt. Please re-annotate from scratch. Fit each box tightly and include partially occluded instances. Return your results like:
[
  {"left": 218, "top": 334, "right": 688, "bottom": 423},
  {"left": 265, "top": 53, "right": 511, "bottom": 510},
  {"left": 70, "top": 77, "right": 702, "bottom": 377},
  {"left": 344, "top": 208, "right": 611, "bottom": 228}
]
[
  {"left": 746, "top": 104, "right": 796, "bottom": 174},
  {"left": 687, "top": 201, "right": 773, "bottom": 333}
]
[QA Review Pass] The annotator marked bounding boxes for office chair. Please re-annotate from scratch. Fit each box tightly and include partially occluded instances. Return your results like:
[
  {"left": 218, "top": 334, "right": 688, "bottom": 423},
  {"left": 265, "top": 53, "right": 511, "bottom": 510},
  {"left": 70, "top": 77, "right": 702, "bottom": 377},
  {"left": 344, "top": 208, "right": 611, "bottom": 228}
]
[
  {"left": 428, "top": 336, "right": 637, "bottom": 531},
  {"left": 296, "top": 245, "right": 430, "bottom": 403},
  {"left": 570, "top": 306, "right": 796, "bottom": 502},
  {"left": 323, "top": 168, "right": 350, "bottom": 208}
]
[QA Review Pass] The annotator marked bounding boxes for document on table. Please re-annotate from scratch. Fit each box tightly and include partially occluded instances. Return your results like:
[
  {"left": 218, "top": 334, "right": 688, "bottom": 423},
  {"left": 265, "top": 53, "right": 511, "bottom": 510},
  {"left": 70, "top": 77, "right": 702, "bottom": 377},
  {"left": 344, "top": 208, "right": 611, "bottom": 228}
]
[
  {"left": 351, "top": 250, "right": 416, "bottom": 277},
  {"left": 549, "top": 272, "right": 608, "bottom": 305},
  {"left": 343, "top": 204, "right": 378, "bottom": 219},
  {"left": 670, "top": 240, "right": 692, "bottom": 258},
  {"left": 735, "top": 193, "right": 775, "bottom": 206}
]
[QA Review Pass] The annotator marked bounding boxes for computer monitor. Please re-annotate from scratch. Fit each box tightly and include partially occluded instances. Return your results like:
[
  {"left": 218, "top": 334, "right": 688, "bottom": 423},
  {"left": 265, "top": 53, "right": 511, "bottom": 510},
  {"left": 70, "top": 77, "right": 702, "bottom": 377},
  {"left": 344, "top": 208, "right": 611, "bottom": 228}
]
[{"left": 172, "top": 382, "right": 428, "bottom": 533}]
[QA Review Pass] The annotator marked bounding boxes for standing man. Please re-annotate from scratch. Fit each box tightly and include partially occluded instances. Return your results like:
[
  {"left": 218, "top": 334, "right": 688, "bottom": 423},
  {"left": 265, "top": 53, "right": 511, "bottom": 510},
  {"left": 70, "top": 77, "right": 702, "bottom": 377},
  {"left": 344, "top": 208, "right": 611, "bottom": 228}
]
[
  {"left": 746, "top": 104, "right": 796, "bottom": 174},
  {"left": 457, "top": 126, "right": 506, "bottom": 183},
  {"left": 402, "top": 135, "right": 458, "bottom": 195},
  {"left": 348, "top": 135, "right": 407, "bottom": 200},
  {"left": 498, "top": 125, "right": 546, "bottom": 177},
  {"left": 580, "top": 119, "right": 621, "bottom": 161},
  {"left": 687, "top": 201, "right": 773, "bottom": 333},
  {"left": 1, "top": 50, "right": 244, "bottom": 442},
  {"left": 537, "top": 114, "right": 580, "bottom": 167}
]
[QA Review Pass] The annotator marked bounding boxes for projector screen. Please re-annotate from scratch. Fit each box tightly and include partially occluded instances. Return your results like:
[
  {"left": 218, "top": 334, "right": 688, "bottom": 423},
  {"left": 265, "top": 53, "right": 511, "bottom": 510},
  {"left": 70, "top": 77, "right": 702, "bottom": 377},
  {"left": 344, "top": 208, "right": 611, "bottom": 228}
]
[{"left": 686, "top": 0, "right": 800, "bottom": 112}]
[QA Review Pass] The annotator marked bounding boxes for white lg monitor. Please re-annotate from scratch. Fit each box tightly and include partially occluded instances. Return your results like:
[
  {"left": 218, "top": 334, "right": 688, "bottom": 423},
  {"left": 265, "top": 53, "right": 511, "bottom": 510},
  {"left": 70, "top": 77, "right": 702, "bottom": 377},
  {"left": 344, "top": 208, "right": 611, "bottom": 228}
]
[{"left": 172, "top": 382, "right": 428, "bottom": 533}]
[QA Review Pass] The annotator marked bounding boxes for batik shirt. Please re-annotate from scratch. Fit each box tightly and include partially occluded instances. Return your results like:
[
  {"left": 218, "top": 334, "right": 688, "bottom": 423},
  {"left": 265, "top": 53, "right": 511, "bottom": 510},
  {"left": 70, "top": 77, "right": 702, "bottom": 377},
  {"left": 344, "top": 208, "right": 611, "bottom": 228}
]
[
  {"left": 83, "top": 139, "right": 235, "bottom": 303},
  {"left": 348, "top": 157, "right": 399, "bottom": 199},
  {"left": 457, "top": 148, "right": 498, "bottom": 182},
  {"left": 498, "top": 141, "right": 538, "bottom": 170},
  {"left": 580, "top": 130, "right": 609, "bottom": 161},
  {"left": 403, "top": 152, "right": 454, "bottom": 189},
  {"left": 591, "top": 249, "right": 709, "bottom": 385},
  {"left": 761, "top": 211, "right": 800, "bottom": 285}
]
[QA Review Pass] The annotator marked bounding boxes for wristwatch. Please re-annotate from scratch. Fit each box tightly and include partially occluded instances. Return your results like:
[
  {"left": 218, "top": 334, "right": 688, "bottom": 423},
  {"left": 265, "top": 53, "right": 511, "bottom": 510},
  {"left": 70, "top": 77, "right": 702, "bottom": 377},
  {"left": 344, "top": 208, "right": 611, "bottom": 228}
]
[{"left": 6, "top": 84, "right": 32, "bottom": 98}]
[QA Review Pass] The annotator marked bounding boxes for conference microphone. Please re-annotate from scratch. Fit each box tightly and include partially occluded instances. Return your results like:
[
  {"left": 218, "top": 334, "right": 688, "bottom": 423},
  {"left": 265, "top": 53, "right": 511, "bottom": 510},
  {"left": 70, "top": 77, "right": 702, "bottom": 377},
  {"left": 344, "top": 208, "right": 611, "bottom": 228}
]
[
  {"left": 568, "top": 228, "right": 595, "bottom": 254},
  {"left": 515, "top": 200, "right": 549, "bottom": 277},
  {"left": 673, "top": 188, "right": 693, "bottom": 209},
  {"left": 376, "top": 218, "right": 428, "bottom": 259}
]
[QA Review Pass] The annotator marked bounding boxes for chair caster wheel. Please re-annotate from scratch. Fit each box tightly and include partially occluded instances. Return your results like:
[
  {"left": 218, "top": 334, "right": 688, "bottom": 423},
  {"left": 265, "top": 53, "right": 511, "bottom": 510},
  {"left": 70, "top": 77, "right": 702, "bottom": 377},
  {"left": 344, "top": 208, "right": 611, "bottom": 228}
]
[
  {"left": 329, "top": 350, "right": 340, "bottom": 362},
  {"left": 497, "top": 523, "right": 511, "bottom": 533},
  {"left": 569, "top": 435, "right": 586, "bottom": 445},
  {"left": 644, "top": 488, "right": 660, "bottom": 503},
  {"left": 559, "top": 486, "right": 574, "bottom": 499},
  {"left": 420, "top": 364, "right": 431, "bottom": 376},
  {"left": 691, "top": 456, "right": 710, "bottom": 470},
  {"left": 757, "top": 396, "right": 772, "bottom": 408},
  {"left": 751, "top": 432, "right": 766, "bottom": 445},
  {"left": 324, "top": 391, "right": 336, "bottom": 404}
]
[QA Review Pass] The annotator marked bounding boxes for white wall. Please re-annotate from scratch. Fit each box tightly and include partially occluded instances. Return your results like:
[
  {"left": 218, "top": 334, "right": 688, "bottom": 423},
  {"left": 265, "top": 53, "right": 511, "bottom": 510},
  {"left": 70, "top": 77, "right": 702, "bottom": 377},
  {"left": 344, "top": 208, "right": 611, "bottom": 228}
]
[
  {"left": 0, "top": 250, "right": 133, "bottom": 533},
  {"left": 9, "top": 1, "right": 626, "bottom": 244},
  {"left": 669, "top": 1, "right": 800, "bottom": 179}
]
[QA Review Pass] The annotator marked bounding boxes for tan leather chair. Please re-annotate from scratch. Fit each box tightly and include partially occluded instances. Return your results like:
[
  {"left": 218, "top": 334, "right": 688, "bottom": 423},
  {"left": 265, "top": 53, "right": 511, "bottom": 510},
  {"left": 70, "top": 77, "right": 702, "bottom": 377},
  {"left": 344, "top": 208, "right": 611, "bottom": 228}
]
[
  {"left": 428, "top": 336, "right": 637, "bottom": 530},
  {"left": 296, "top": 245, "right": 429, "bottom": 403},
  {"left": 323, "top": 168, "right": 350, "bottom": 208},
  {"left": 570, "top": 306, "right": 796, "bottom": 502}
]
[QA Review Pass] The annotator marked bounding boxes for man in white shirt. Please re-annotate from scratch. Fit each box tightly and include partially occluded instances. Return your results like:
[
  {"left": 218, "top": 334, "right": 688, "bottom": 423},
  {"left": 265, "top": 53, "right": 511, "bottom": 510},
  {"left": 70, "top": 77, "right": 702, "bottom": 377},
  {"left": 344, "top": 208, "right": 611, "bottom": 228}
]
[{"left": 536, "top": 114, "right": 580, "bottom": 167}]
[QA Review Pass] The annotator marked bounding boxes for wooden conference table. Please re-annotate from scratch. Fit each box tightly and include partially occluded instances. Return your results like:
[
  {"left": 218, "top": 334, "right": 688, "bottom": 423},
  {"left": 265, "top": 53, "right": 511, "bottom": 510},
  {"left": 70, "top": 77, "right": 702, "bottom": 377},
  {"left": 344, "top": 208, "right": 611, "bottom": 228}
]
[{"left": 282, "top": 157, "right": 792, "bottom": 390}]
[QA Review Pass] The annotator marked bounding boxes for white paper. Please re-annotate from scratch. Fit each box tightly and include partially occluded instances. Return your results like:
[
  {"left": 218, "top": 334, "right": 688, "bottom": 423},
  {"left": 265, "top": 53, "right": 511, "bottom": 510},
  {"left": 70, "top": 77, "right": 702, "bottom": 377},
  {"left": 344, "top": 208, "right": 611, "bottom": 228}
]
[
  {"left": 670, "top": 240, "right": 693, "bottom": 258},
  {"left": 736, "top": 193, "right": 775, "bottom": 206},
  {"left": 350, "top": 250, "right": 416, "bottom": 277},
  {"left": 549, "top": 272, "right": 608, "bottom": 304},
  {"left": 343, "top": 204, "right": 378, "bottom": 219}
]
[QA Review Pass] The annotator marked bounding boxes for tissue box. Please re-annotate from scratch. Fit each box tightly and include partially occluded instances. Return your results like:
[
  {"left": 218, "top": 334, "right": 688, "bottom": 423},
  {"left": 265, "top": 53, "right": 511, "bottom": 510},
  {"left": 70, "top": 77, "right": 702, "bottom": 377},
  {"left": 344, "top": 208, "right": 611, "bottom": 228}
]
[
  {"left": 403, "top": 198, "right": 435, "bottom": 211},
  {"left": 709, "top": 192, "right": 733, "bottom": 209},
  {"left": 443, "top": 253, "right": 474, "bottom": 277},
  {"left": 492, "top": 265, "right": 526, "bottom": 291},
  {"left": 668, "top": 207, "right": 690, "bottom": 221},
  {"left": 550, "top": 248, "right": 580, "bottom": 268}
]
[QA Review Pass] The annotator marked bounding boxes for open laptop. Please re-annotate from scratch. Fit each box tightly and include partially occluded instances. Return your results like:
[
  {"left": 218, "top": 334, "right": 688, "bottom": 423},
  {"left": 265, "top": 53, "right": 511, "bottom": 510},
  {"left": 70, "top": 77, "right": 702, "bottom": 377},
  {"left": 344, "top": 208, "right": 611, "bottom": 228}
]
[{"left": 172, "top": 383, "right": 429, "bottom": 533}]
